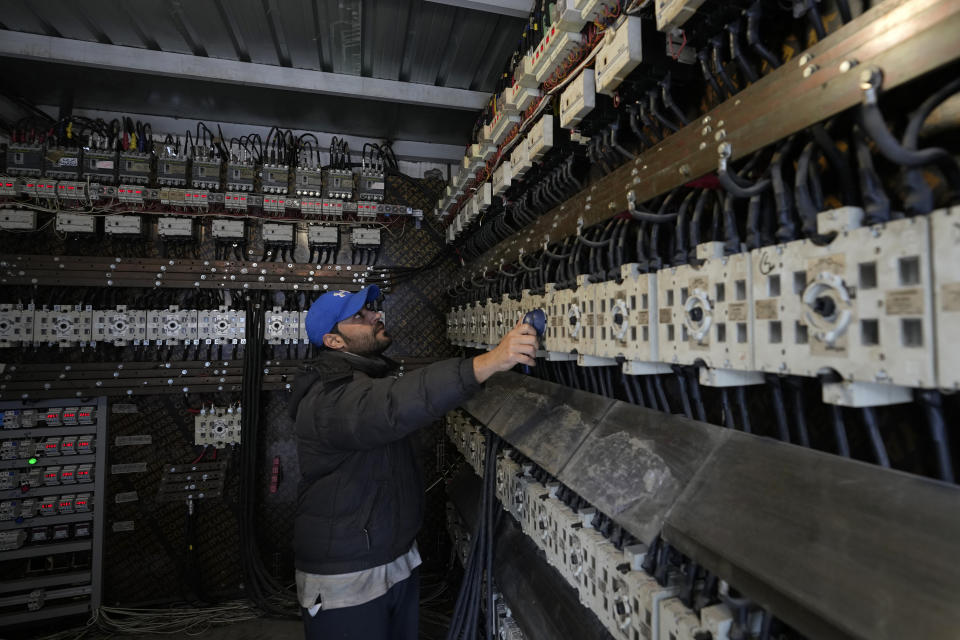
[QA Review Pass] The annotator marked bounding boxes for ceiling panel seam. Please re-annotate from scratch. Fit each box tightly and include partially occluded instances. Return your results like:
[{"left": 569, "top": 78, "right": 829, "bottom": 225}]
[{"left": 213, "top": 0, "right": 251, "bottom": 62}]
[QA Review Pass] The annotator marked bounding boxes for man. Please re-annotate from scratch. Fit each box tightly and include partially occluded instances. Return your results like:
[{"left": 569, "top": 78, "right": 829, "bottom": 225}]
[{"left": 288, "top": 285, "right": 536, "bottom": 639}]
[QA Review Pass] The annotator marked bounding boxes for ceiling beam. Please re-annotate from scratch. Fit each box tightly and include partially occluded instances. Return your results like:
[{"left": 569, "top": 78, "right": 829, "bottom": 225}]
[
  {"left": 0, "top": 30, "right": 488, "bottom": 111},
  {"left": 424, "top": 0, "right": 531, "bottom": 18}
]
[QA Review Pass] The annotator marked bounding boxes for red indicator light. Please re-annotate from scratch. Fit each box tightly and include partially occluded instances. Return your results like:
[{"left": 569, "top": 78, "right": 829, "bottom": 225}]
[
  {"left": 135, "top": 190, "right": 142, "bottom": 194},
  {"left": 79, "top": 412, "right": 90, "bottom": 417},
  {"left": 68, "top": 185, "right": 75, "bottom": 189},
  {"left": 201, "top": 194, "right": 207, "bottom": 198},
  {"left": 241, "top": 197, "right": 246, "bottom": 201}
]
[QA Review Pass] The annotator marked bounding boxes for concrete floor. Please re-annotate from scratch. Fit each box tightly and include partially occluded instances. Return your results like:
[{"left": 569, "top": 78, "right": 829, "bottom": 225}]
[{"left": 112, "top": 617, "right": 303, "bottom": 639}]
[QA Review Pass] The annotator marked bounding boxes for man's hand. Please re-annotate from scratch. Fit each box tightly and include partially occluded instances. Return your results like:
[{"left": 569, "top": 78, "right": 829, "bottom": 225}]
[{"left": 472, "top": 320, "right": 538, "bottom": 383}]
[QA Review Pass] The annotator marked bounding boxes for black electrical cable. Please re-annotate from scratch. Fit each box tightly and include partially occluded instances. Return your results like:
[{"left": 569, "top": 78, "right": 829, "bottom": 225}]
[
  {"left": 830, "top": 404, "right": 851, "bottom": 458},
  {"left": 672, "top": 365, "right": 694, "bottom": 419},
  {"left": 851, "top": 123, "right": 894, "bottom": 225},
  {"left": 860, "top": 406, "right": 891, "bottom": 468},
  {"left": 784, "top": 377, "right": 811, "bottom": 448},
  {"left": 720, "top": 388, "right": 735, "bottom": 429},
  {"left": 687, "top": 368, "right": 707, "bottom": 422},
  {"left": 765, "top": 374, "right": 792, "bottom": 442},
  {"left": 860, "top": 93, "right": 960, "bottom": 191},
  {"left": 746, "top": 1, "right": 781, "bottom": 69},
  {"left": 653, "top": 375, "right": 671, "bottom": 413},
  {"left": 918, "top": 390, "right": 953, "bottom": 483},
  {"left": 795, "top": 141, "right": 824, "bottom": 238}
]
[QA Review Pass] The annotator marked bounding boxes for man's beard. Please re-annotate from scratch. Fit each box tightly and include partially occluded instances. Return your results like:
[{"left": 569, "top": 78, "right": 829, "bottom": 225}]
[{"left": 342, "top": 324, "right": 392, "bottom": 357}]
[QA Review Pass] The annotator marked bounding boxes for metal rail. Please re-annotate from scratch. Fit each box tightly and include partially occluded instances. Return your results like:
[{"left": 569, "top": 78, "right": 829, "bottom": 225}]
[
  {"left": 0, "top": 255, "right": 381, "bottom": 292},
  {"left": 463, "top": 0, "right": 960, "bottom": 275}
]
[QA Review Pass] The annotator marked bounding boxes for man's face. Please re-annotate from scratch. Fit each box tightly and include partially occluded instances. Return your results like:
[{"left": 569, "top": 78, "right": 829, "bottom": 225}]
[{"left": 330, "top": 306, "right": 392, "bottom": 356}]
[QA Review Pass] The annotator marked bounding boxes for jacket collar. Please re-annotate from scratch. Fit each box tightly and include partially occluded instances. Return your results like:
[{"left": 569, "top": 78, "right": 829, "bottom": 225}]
[{"left": 287, "top": 350, "right": 398, "bottom": 418}]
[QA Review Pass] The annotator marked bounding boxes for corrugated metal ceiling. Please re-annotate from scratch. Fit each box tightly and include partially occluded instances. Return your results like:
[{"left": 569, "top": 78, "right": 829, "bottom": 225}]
[{"left": 0, "top": 0, "right": 523, "bottom": 93}]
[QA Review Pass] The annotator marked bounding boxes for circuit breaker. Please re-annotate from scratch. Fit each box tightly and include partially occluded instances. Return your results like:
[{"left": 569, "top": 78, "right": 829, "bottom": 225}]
[
  {"left": 194, "top": 406, "right": 242, "bottom": 447},
  {"left": 750, "top": 210, "right": 935, "bottom": 390},
  {"left": 0, "top": 398, "right": 106, "bottom": 624},
  {"left": 658, "top": 243, "right": 755, "bottom": 376}
]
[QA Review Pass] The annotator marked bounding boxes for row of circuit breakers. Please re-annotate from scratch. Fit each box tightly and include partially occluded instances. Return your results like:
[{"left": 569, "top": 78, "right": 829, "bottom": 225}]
[
  {"left": 4, "top": 137, "right": 386, "bottom": 203},
  {"left": 1, "top": 407, "right": 97, "bottom": 551},
  {"left": 0, "top": 305, "right": 320, "bottom": 348},
  {"left": 439, "top": 12, "right": 654, "bottom": 237},
  {"left": 447, "top": 413, "right": 741, "bottom": 640},
  {"left": 0, "top": 210, "right": 382, "bottom": 251},
  {"left": 0, "top": 183, "right": 414, "bottom": 219},
  {"left": 450, "top": 207, "right": 960, "bottom": 397}
]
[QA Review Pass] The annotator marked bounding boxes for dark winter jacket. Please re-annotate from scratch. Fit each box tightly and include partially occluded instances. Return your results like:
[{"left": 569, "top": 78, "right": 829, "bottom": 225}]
[{"left": 289, "top": 351, "right": 480, "bottom": 575}]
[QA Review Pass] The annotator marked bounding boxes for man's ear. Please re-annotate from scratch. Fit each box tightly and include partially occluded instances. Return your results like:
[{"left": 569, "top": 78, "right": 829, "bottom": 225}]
[{"left": 322, "top": 332, "right": 345, "bottom": 350}]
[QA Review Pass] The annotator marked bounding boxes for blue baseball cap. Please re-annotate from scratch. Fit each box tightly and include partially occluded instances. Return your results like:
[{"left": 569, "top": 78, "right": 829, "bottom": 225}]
[{"left": 304, "top": 285, "right": 381, "bottom": 346}]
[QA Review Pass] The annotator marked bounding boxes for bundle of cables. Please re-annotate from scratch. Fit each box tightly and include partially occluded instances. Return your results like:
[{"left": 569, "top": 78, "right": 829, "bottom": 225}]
[
  {"left": 238, "top": 291, "right": 299, "bottom": 616},
  {"left": 445, "top": 431, "right": 501, "bottom": 640}
]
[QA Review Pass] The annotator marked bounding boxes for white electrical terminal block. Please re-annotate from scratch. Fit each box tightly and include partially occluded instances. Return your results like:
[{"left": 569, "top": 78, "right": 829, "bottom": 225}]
[
  {"left": 553, "top": 0, "right": 588, "bottom": 31},
  {"left": 117, "top": 184, "right": 146, "bottom": 204},
  {"left": 104, "top": 215, "right": 142, "bottom": 236},
  {"left": 658, "top": 598, "right": 705, "bottom": 640},
  {"left": 211, "top": 219, "right": 245, "bottom": 240},
  {"left": 56, "top": 181, "right": 89, "bottom": 201},
  {"left": 262, "top": 222, "right": 295, "bottom": 244},
  {"left": 263, "top": 196, "right": 295, "bottom": 214},
  {"left": 0, "top": 177, "right": 21, "bottom": 196},
  {"left": 656, "top": 0, "right": 706, "bottom": 32},
  {"left": 532, "top": 25, "right": 584, "bottom": 84},
  {"left": 266, "top": 307, "right": 302, "bottom": 345},
  {"left": 0, "top": 209, "right": 37, "bottom": 231},
  {"left": 93, "top": 306, "right": 147, "bottom": 346},
  {"left": 147, "top": 306, "right": 199, "bottom": 345},
  {"left": 527, "top": 115, "right": 555, "bottom": 161},
  {"left": 750, "top": 209, "right": 935, "bottom": 390},
  {"left": 511, "top": 138, "right": 533, "bottom": 178},
  {"left": 194, "top": 405, "right": 242, "bottom": 447},
  {"left": 492, "top": 161, "right": 513, "bottom": 196},
  {"left": 307, "top": 224, "right": 338, "bottom": 245},
  {"left": 476, "top": 182, "right": 494, "bottom": 213},
  {"left": 157, "top": 217, "right": 194, "bottom": 239},
  {"left": 575, "top": 0, "right": 611, "bottom": 22},
  {"left": 490, "top": 110, "right": 521, "bottom": 146},
  {"left": 931, "top": 206, "right": 960, "bottom": 390},
  {"left": 0, "top": 304, "right": 35, "bottom": 348},
  {"left": 596, "top": 16, "right": 645, "bottom": 96},
  {"left": 447, "top": 305, "right": 462, "bottom": 345},
  {"left": 700, "top": 603, "right": 734, "bottom": 639},
  {"left": 321, "top": 199, "right": 345, "bottom": 217},
  {"left": 631, "top": 572, "right": 682, "bottom": 640},
  {"left": 659, "top": 243, "right": 756, "bottom": 378},
  {"left": 507, "top": 81, "right": 541, "bottom": 114},
  {"left": 224, "top": 193, "right": 250, "bottom": 211},
  {"left": 33, "top": 305, "right": 93, "bottom": 347},
  {"left": 352, "top": 227, "right": 381, "bottom": 247},
  {"left": 183, "top": 189, "right": 210, "bottom": 210},
  {"left": 198, "top": 306, "right": 246, "bottom": 345},
  {"left": 595, "top": 264, "right": 668, "bottom": 373},
  {"left": 560, "top": 69, "right": 596, "bottom": 130},
  {"left": 55, "top": 212, "right": 97, "bottom": 234},
  {"left": 546, "top": 277, "right": 598, "bottom": 356}
]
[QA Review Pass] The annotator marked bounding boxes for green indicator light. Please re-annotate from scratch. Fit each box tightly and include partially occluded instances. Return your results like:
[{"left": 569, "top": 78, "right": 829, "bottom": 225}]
[{"left": 28, "top": 458, "right": 37, "bottom": 465}]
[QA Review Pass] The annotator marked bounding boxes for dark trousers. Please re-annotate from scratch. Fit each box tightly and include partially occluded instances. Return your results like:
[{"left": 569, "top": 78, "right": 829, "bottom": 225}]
[{"left": 302, "top": 568, "right": 419, "bottom": 640}]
